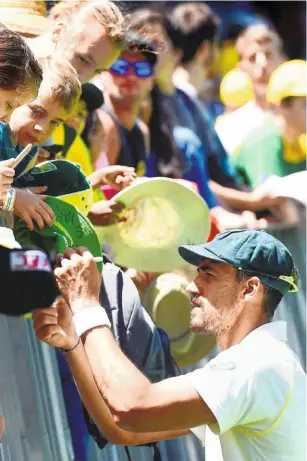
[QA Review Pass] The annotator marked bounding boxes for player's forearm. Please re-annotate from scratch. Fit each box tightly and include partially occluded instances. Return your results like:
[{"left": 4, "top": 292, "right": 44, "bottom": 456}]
[
  {"left": 82, "top": 328, "right": 195, "bottom": 436},
  {"left": 67, "top": 343, "right": 188, "bottom": 444}
]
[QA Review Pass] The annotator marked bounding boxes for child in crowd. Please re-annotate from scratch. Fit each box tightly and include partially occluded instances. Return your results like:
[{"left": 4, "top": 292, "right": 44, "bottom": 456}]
[
  {"left": 1, "top": 56, "right": 81, "bottom": 231},
  {"left": 0, "top": 27, "right": 42, "bottom": 213}
]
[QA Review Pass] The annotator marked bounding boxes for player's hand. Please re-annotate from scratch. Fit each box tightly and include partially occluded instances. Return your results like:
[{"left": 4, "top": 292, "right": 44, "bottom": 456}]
[
  {"left": 88, "top": 199, "right": 126, "bottom": 226},
  {"left": 0, "top": 159, "right": 15, "bottom": 203},
  {"left": 14, "top": 187, "right": 55, "bottom": 230},
  {"left": 55, "top": 247, "right": 101, "bottom": 312},
  {"left": 32, "top": 298, "right": 78, "bottom": 350}
]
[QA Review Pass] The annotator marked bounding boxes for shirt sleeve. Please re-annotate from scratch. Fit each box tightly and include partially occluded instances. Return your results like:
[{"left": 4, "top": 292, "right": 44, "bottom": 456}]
[
  {"left": 185, "top": 352, "right": 294, "bottom": 440},
  {"left": 185, "top": 357, "right": 253, "bottom": 436}
]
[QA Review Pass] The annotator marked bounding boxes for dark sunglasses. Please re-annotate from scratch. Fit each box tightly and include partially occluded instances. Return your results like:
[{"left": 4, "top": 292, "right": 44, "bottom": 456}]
[{"left": 110, "top": 58, "right": 153, "bottom": 78}]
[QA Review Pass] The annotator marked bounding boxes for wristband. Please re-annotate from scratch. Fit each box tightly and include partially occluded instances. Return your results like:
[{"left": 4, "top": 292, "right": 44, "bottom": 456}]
[
  {"left": 2, "top": 188, "right": 16, "bottom": 211},
  {"left": 73, "top": 306, "right": 111, "bottom": 337},
  {"left": 59, "top": 336, "right": 81, "bottom": 355}
]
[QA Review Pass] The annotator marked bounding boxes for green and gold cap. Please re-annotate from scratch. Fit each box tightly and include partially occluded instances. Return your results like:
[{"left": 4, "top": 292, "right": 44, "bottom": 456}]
[{"left": 179, "top": 230, "right": 298, "bottom": 295}]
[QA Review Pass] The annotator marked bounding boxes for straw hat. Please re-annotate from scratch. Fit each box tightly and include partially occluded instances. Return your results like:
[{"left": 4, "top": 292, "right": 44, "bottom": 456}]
[
  {"left": 95, "top": 178, "right": 211, "bottom": 273},
  {"left": 142, "top": 272, "right": 216, "bottom": 368},
  {"left": 0, "top": 1, "right": 50, "bottom": 38}
]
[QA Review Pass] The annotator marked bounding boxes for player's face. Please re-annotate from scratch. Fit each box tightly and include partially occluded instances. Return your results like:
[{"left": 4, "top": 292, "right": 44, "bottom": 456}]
[{"left": 186, "top": 259, "right": 242, "bottom": 337}]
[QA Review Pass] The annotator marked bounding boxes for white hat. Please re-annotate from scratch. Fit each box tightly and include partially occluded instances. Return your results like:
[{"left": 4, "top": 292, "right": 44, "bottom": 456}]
[
  {"left": 96, "top": 178, "right": 211, "bottom": 272},
  {"left": 142, "top": 272, "right": 216, "bottom": 368}
]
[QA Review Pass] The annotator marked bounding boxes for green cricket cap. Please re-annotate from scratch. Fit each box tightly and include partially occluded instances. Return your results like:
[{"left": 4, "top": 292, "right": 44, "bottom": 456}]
[{"left": 179, "top": 230, "right": 298, "bottom": 295}]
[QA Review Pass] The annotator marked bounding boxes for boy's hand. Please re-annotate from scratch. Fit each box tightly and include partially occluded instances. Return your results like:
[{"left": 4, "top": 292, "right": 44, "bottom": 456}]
[
  {"left": 14, "top": 187, "right": 55, "bottom": 231},
  {"left": 88, "top": 199, "right": 126, "bottom": 226},
  {"left": 88, "top": 166, "right": 136, "bottom": 190},
  {"left": 0, "top": 159, "right": 15, "bottom": 203},
  {"left": 32, "top": 298, "right": 78, "bottom": 350}
]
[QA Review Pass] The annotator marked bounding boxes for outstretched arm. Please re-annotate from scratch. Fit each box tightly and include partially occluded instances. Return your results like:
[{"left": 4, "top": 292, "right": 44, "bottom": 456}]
[
  {"left": 53, "top": 248, "right": 217, "bottom": 434},
  {"left": 33, "top": 302, "right": 190, "bottom": 445}
]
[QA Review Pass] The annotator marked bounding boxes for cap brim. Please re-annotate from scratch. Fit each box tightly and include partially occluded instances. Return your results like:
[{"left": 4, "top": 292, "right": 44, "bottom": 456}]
[{"left": 178, "top": 244, "right": 225, "bottom": 267}]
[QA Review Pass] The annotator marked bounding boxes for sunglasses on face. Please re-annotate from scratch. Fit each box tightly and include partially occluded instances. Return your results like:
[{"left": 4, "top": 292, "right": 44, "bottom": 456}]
[{"left": 110, "top": 58, "right": 153, "bottom": 78}]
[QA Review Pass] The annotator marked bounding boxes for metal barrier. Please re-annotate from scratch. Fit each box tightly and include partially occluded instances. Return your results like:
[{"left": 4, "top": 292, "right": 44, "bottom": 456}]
[{"left": 0, "top": 209, "right": 305, "bottom": 461}]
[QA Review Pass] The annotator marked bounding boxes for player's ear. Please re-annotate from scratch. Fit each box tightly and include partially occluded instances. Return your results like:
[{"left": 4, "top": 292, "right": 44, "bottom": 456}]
[{"left": 242, "top": 276, "right": 262, "bottom": 300}]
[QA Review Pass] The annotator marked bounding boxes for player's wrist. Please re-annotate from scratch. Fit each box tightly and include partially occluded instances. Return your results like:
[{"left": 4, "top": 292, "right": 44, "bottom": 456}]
[
  {"left": 70, "top": 296, "right": 101, "bottom": 314},
  {"left": 72, "top": 303, "right": 111, "bottom": 337}
]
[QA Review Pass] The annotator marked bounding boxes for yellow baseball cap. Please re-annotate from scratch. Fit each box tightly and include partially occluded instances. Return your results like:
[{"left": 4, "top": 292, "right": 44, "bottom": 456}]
[
  {"left": 267, "top": 60, "right": 307, "bottom": 104},
  {"left": 220, "top": 68, "right": 254, "bottom": 107}
]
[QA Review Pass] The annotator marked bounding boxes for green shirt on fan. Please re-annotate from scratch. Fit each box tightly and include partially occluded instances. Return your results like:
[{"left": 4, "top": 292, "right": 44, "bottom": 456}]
[{"left": 231, "top": 120, "right": 306, "bottom": 189}]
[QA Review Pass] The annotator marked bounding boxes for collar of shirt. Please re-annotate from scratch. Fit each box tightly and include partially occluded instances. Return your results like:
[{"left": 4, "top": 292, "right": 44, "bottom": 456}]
[{"left": 239, "top": 321, "right": 287, "bottom": 347}]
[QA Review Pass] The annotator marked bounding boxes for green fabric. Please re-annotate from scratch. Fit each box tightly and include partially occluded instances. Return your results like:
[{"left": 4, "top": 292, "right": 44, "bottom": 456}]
[
  {"left": 14, "top": 197, "right": 103, "bottom": 273},
  {"left": 231, "top": 120, "right": 306, "bottom": 189},
  {"left": 179, "top": 229, "right": 298, "bottom": 295},
  {"left": 30, "top": 160, "right": 91, "bottom": 196}
]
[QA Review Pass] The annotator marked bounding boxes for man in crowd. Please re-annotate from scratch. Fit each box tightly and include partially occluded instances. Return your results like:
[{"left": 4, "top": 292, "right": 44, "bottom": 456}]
[
  {"left": 168, "top": 3, "right": 286, "bottom": 213},
  {"left": 94, "top": 41, "right": 155, "bottom": 175},
  {"left": 129, "top": 8, "right": 283, "bottom": 224},
  {"left": 33, "top": 230, "right": 306, "bottom": 460},
  {"left": 216, "top": 23, "right": 286, "bottom": 154}
]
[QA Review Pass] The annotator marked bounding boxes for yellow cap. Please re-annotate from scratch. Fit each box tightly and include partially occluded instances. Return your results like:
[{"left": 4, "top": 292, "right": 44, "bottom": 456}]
[
  {"left": 213, "top": 42, "right": 239, "bottom": 78},
  {"left": 267, "top": 60, "right": 307, "bottom": 104},
  {"left": 220, "top": 68, "right": 254, "bottom": 107}
]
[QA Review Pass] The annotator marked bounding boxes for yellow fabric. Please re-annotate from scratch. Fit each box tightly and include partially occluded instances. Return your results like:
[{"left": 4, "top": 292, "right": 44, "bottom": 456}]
[
  {"left": 282, "top": 134, "right": 306, "bottom": 164},
  {"left": 53, "top": 125, "right": 104, "bottom": 202},
  {"left": 213, "top": 42, "right": 239, "bottom": 77},
  {"left": 220, "top": 69, "right": 254, "bottom": 108},
  {"left": 267, "top": 60, "right": 307, "bottom": 104}
]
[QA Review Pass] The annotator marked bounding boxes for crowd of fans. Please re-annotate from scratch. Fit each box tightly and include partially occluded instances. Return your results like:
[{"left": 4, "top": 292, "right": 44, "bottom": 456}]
[{"left": 0, "top": 1, "right": 305, "bottom": 460}]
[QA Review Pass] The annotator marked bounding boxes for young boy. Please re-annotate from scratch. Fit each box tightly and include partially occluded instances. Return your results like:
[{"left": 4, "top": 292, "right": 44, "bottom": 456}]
[{"left": 2, "top": 56, "right": 81, "bottom": 231}]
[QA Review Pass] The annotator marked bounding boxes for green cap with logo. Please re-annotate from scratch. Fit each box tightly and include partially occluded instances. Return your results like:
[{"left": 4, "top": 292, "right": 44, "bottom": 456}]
[
  {"left": 179, "top": 230, "right": 298, "bottom": 295},
  {"left": 14, "top": 160, "right": 102, "bottom": 272}
]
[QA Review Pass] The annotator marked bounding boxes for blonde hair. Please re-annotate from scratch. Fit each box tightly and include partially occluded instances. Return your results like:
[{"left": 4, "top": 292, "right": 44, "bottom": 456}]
[
  {"left": 236, "top": 24, "right": 283, "bottom": 59},
  {"left": 38, "top": 55, "right": 81, "bottom": 114},
  {"left": 51, "top": 0, "right": 124, "bottom": 43}
]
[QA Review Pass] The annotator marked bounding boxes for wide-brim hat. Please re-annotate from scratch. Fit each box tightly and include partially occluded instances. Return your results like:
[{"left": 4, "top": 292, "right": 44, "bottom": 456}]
[
  {"left": 95, "top": 178, "right": 211, "bottom": 272},
  {"left": 142, "top": 272, "right": 216, "bottom": 368},
  {"left": 14, "top": 196, "right": 103, "bottom": 273},
  {"left": 0, "top": 1, "right": 50, "bottom": 37}
]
